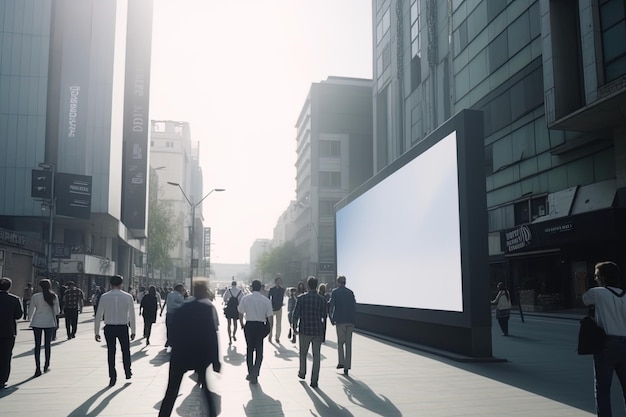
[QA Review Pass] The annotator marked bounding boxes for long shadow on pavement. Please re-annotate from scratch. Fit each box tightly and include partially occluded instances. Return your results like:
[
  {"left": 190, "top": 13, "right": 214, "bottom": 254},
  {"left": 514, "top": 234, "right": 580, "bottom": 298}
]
[
  {"left": 223, "top": 345, "right": 246, "bottom": 366},
  {"left": 149, "top": 348, "right": 170, "bottom": 367},
  {"left": 339, "top": 374, "right": 402, "bottom": 417},
  {"left": 243, "top": 382, "right": 284, "bottom": 416},
  {"left": 67, "top": 383, "right": 130, "bottom": 416},
  {"left": 300, "top": 381, "right": 354, "bottom": 417},
  {"left": 0, "top": 375, "right": 39, "bottom": 398}
]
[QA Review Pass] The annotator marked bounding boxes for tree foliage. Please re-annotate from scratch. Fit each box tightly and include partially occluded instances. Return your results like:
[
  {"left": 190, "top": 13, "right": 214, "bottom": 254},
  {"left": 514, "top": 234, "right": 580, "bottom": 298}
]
[
  {"left": 255, "top": 241, "right": 300, "bottom": 287},
  {"left": 148, "top": 174, "right": 177, "bottom": 275}
]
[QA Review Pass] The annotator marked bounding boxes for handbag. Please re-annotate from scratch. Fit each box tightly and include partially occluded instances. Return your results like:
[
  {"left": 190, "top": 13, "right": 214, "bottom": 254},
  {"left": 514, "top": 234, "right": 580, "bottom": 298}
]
[{"left": 577, "top": 306, "right": 606, "bottom": 355}]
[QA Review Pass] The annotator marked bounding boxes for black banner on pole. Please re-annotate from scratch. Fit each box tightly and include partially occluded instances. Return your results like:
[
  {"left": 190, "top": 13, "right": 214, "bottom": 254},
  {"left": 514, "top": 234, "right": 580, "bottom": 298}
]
[
  {"left": 55, "top": 173, "right": 92, "bottom": 219},
  {"left": 203, "top": 227, "right": 211, "bottom": 259}
]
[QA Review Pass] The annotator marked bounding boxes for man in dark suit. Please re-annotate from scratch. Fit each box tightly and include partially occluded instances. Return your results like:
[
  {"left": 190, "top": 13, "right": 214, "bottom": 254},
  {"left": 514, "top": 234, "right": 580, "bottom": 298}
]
[
  {"left": 0, "top": 277, "right": 23, "bottom": 389},
  {"left": 158, "top": 279, "right": 221, "bottom": 417}
]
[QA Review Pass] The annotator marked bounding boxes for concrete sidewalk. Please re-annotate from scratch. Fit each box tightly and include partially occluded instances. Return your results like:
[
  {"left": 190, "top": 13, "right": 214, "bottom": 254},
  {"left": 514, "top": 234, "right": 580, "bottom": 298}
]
[{"left": 0, "top": 305, "right": 604, "bottom": 416}]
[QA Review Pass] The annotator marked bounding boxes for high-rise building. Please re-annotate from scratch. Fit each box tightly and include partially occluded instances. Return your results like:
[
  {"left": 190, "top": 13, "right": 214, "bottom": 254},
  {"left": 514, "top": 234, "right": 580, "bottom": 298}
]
[
  {"left": 293, "top": 77, "right": 373, "bottom": 282},
  {"left": 0, "top": 0, "right": 153, "bottom": 294},
  {"left": 374, "top": 0, "right": 626, "bottom": 311}
]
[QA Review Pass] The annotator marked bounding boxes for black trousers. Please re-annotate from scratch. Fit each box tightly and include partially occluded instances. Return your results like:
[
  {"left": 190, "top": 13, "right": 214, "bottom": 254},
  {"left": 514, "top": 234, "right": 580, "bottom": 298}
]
[
  {"left": 158, "top": 364, "right": 216, "bottom": 417},
  {"left": 0, "top": 336, "right": 16, "bottom": 384},
  {"left": 64, "top": 308, "right": 79, "bottom": 337},
  {"left": 244, "top": 321, "right": 267, "bottom": 378},
  {"left": 103, "top": 325, "right": 131, "bottom": 379},
  {"left": 33, "top": 327, "right": 54, "bottom": 370}
]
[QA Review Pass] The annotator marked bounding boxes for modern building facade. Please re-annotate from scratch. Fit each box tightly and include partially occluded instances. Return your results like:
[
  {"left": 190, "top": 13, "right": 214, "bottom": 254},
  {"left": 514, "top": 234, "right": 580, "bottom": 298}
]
[
  {"left": 0, "top": 0, "right": 153, "bottom": 295},
  {"left": 150, "top": 120, "right": 205, "bottom": 286},
  {"left": 293, "top": 76, "right": 373, "bottom": 283},
  {"left": 375, "top": 0, "right": 626, "bottom": 311}
]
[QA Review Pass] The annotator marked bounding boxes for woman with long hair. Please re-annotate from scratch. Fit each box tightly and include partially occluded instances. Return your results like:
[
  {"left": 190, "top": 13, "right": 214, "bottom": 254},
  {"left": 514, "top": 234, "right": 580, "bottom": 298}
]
[
  {"left": 139, "top": 285, "right": 160, "bottom": 345},
  {"left": 30, "top": 279, "right": 60, "bottom": 376},
  {"left": 491, "top": 282, "right": 512, "bottom": 336}
]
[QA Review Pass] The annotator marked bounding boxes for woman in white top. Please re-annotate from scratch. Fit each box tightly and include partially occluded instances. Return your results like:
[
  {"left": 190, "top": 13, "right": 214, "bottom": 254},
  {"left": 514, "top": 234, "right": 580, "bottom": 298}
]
[
  {"left": 30, "top": 279, "right": 60, "bottom": 377},
  {"left": 491, "top": 282, "right": 512, "bottom": 336}
]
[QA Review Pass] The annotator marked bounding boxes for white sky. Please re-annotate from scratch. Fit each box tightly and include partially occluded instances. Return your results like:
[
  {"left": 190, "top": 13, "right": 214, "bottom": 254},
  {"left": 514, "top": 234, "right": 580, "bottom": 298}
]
[{"left": 149, "top": 0, "right": 373, "bottom": 264}]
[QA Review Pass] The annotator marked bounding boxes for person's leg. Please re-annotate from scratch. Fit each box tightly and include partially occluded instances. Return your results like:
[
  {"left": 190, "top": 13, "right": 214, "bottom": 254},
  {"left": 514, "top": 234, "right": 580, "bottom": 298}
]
[
  {"left": 158, "top": 363, "right": 186, "bottom": 417},
  {"left": 64, "top": 309, "right": 72, "bottom": 338},
  {"left": 146, "top": 321, "right": 153, "bottom": 344},
  {"left": 0, "top": 337, "right": 16, "bottom": 385},
  {"left": 503, "top": 316, "right": 510, "bottom": 335},
  {"left": 344, "top": 324, "right": 354, "bottom": 370},
  {"left": 244, "top": 323, "right": 254, "bottom": 377},
  {"left": 267, "top": 314, "right": 274, "bottom": 340},
  {"left": 43, "top": 327, "right": 53, "bottom": 371},
  {"left": 70, "top": 308, "right": 79, "bottom": 337},
  {"left": 197, "top": 367, "right": 218, "bottom": 417},
  {"left": 252, "top": 323, "right": 265, "bottom": 378},
  {"left": 275, "top": 308, "right": 282, "bottom": 342},
  {"left": 594, "top": 345, "right": 615, "bottom": 417},
  {"left": 33, "top": 327, "right": 42, "bottom": 372},
  {"left": 118, "top": 327, "right": 132, "bottom": 378},
  {"left": 103, "top": 326, "right": 117, "bottom": 381},
  {"left": 310, "top": 336, "right": 322, "bottom": 386},
  {"left": 336, "top": 323, "right": 346, "bottom": 367},
  {"left": 22, "top": 299, "right": 27, "bottom": 320},
  {"left": 299, "top": 334, "right": 312, "bottom": 378},
  {"left": 165, "top": 313, "right": 171, "bottom": 346}
]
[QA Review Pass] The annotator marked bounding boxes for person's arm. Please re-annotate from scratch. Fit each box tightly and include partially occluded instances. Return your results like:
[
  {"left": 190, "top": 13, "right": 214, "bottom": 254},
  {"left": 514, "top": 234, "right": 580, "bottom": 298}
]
[
  {"left": 292, "top": 297, "right": 301, "bottom": 333},
  {"left": 160, "top": 295, "right": 167, "bottom": 315},
  {"left": 328, "top": 293, "right": 336, "bottom": 324},
  {"left": 128, "top": 295, "right": 136, "bottom": 339},
  {"left": 491, "top": 291, "right": 502, "bottom": 305},
  {"left": 79, "top": 290, "right": 84, "bottom": 312},
  {"left": 94, "top": 298, "right": 103, "bottom": 341},
  {"left": 53, "top": 295, "right": 61, "bottom": 317},
  {"left": 14, "top": 296, "right": 23, "bottom": 320}
]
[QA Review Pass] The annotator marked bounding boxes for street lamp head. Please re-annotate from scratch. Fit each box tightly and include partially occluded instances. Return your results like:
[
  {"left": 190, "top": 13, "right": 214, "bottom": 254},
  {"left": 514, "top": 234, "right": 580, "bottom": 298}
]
[
  {"left": 167, "top": 181, "right": 180, "bottom": 187},
  {"left": 38, "top": 162, "right": 55, "bottom": 170},
  {"left": 214, "top": 188, "right": 226, "bottom": 192}
]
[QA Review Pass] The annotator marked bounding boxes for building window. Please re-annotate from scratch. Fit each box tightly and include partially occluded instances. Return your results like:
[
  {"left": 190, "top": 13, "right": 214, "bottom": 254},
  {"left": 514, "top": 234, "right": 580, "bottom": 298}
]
[
  {"left": 153, "top": 122, "right": 165, "bottom": 132},
  {"left": 514, "top": 196, "right": 547, "bottom": 225},
  {"left": 410, "top": 0, "right": 422, "bottom": 90},
  {"left": 376, "top": 7, "right": 391, "bottom": 45},
  {"left": 599, "top": 0, "right": 626, "bottom": 83},
  {"left": 319, "top": 140, "right": 340, "bottom": 157},
  {"left": 319, "top": 199, "right": 339, "bottom": 216},
  {"left": 319, "top": 171, "right": 341, "bottom": 188}
]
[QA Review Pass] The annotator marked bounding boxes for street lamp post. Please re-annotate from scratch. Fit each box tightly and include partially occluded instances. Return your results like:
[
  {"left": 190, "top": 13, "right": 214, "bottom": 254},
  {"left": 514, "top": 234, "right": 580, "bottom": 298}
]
[
  {"left": 167, "top": 182, "right": 224, "bottom": 293},
  {"left": 39, "top": 162, "right": 56, "bottom": 278}
]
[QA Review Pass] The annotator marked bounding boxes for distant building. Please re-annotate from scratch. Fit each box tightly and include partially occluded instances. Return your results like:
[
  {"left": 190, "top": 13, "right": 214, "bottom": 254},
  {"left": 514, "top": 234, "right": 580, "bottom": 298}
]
[
  {"left": 250, "top": 239, "right": 270, "bottom": 276},
  {"left": 293, "top": 77, "right": 374, "bottom": 281}
]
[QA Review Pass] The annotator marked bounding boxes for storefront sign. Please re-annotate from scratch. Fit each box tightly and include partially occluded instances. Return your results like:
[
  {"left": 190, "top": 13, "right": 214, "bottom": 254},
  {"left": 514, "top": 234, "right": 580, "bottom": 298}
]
[
  {"left": 505, "top": 225, "right": 532, "bottom": 252},
  {"left": 542, "top": 222, "right": 573, "bottom": 234}
]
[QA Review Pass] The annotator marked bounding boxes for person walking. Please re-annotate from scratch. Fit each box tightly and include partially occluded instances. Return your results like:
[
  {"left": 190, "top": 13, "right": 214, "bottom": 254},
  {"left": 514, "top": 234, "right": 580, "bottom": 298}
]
[
  {"left": 62, "top": 281, "right": 84, "bottom": 339},
  {"left": 287, "top": 287, "right": 297, "bottom": 343},
  {"left": 30, "top": 279, "right": 60, "bottom": 377},
  {"left": 223, "top": 281, "right": 243, "bottom": 344},
  {"left": 22, "top": 283, "right": 32, "bottom": 321},
  {"left": 94, "top": 274, "right": 136, "bottom": 387},
  {"left": 582, "top": 261, "right": 626, "bottom": 417},
  {"left": 158, "top": 280, "right": 221, "bottom": 417},
  {"left": 237, "top": 280, "right": 273, "bottom": 384},
  {"left": 139, "top": 285, "right": 160, "bottom": 345},
  {"left": 92, "top": 285, "right": 103, "bottom": 317},
  {"left": 0, "top": 277, "right": 23, "bottom": 388},
  {"left": 267, "top": 274, "right": 286, "bottom": 344},
  {"left": 491, "top": 282, "right": 512, "bottom": 336},
  {"left": 328, "top": 275, "right": 356, "bottom": 376},
  {"left": 293, "top": 276, "right": 328, "bottom": 388},
  {"left": 160, "top": 283, "right": 185, "bottom": 348}
]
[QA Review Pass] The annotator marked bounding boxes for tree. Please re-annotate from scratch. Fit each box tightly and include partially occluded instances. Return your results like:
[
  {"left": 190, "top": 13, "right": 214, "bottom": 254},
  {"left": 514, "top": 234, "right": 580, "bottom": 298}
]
[
  {"left": 255, "top": 241, "right": 300, "bottom": 287},
  {"left": 148, "top": 173, "right": 177, "bottom": 278}
]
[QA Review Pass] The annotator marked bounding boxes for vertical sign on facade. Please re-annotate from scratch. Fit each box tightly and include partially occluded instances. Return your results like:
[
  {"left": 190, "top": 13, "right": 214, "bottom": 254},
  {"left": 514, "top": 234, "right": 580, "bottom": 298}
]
[
  {"left": 121, "top": 0, "right": 154, "bottom": 233},
  {"left": 203, "top": 227, "right": 211, "bottom": 261}
]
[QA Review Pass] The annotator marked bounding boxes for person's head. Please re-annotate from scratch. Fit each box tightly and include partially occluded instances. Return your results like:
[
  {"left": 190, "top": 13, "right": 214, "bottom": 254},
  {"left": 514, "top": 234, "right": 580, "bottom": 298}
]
[
  {"left": 148, "top": 285, "right": 156, "bottom": 296},
  {"left": 595, "top": 261, "right": 621, "bottom": 287},
  {"left": 39, "top": 279, "right": 51, "bottom": 292},
  {"left": 174, "top": 283, "right": 184, "bottom": 293},
  {"left": 337, "top": 275, "right": 347, "bottom": 287},
  {"left": 231, "top": 281, "right": 237, "bottom": 287},
  {"left": 0, "top": 277, "right": 12, "bottom": 291},
  {"left": 289, "top": 287, "right": 296, "bottom": 297},
  {"left": 39, "top": 279, "right": 55, "bottom": 307},
  {"left": 110, "top": 275, "right": 123, "bottom": 288},
  {"left": 319, "top": 283, "right": 326, "bottom": 296},
  {"left": 497, "top": 282, "right": 506, "bottom": 291},
  {"left": 275, "top": 275, "right": 282, "bottom": 286},
  {"left": 251, "top": 280, "right": 262, "bottom": 292},
  {"left": 307, "top": 276, "right": 318, "bottom": 291},
  {"left": 193, "top": 280, "right": 210, "bottom": 299},
  {"left": 27, "top": 282, "right": 32, "bottom": 288},
  {"left": 297, "top": 281, "right": 305, "bottom": 293},
  {"left": 67, "top": 281, "right": 75, "bottom": 288}
]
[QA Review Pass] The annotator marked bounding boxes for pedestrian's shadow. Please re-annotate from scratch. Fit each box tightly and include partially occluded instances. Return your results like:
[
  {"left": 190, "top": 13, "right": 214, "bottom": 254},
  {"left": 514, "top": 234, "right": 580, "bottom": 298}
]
[
  {"left": 300, "top": 381, "right": 353, "bottom": 417},
  {"left": 223, "top": 345, "right": 246, "bottom": 366},
  {"left": 339, "top": 375, "right": 402, "bottom": 416},
  {"left": 322, "top": 340, "right": 338, "bottom": 349},
  {"left": 243, "top": 382, "right": 284, "bottom": 416},
  {"left": 172, "top": 383, "right": 222, "bottom": 417},
  {"left": 0, "top": 375, "right": 39, "bottom": 398},
  {"left": 131, "top": 345, "right": 149, "bottom": 362},
  {"left": 272, "top": 344, "right": 299, "bottom": 361},
  {"left": 149, "top": 348, "right": 170, "bottom": 367},
  {"left": 67, "top": 383, "right": 130, "bottom": 416}
]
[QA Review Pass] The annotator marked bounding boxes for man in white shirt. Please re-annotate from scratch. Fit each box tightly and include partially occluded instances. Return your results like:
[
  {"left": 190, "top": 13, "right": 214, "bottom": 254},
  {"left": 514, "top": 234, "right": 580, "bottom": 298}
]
[
  {"left": 238, "top": 280, "right": 272, "bottom": 384},
  {"left": 582, "top": 261, "right": 626, "bottom": 417},
  {"left": 94, "top": 275, "right": 136, "bottom": 387}
]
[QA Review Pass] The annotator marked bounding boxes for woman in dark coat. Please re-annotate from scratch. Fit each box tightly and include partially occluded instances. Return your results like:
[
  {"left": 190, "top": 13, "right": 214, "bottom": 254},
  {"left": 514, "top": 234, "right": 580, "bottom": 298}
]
[{"left": 139, "top": 286, "right": 160, "bottom": 345}]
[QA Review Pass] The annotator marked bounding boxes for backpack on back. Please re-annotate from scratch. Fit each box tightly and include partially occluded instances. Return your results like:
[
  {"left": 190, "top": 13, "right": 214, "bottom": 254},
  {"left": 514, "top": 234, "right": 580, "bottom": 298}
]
[{"left": 224, "top": 289, "right": 239, "bottom": 317}]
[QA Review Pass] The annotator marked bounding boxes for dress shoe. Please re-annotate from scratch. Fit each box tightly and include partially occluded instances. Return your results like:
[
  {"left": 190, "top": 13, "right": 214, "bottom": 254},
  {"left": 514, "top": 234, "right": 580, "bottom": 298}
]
[
  {"left": 109, "top": 378, "right": 116, "bottom": 387},
  {"left": 310, "top": 382, "right": 318, "bottom": 388},
  {"left": 276, "top": 338, "right": 280, "bottom": 344},
  {"left": 343, "top": 369, "right": 349, "bottom": 376},
  {"left": 125, "top": 371, "right": 132, "bottom": 380},
  {"left": 33, "top": 369, "right": 42, "bottom": 378},
  {"left": 298, "top": 372, "right": 305, "bottom": 380},
  {"left": 44, "top": 365, "right": 50, "bottom": 373},
  {"left": 336, "top": 364, "right": 344, "bottom": 369}
]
